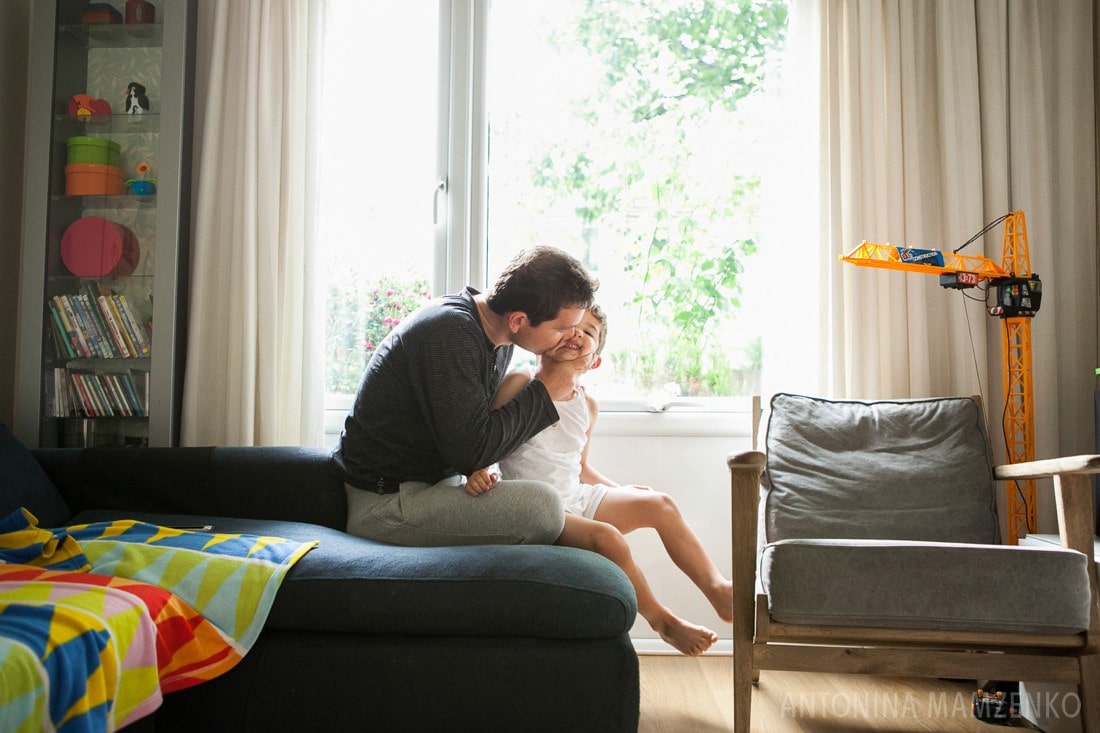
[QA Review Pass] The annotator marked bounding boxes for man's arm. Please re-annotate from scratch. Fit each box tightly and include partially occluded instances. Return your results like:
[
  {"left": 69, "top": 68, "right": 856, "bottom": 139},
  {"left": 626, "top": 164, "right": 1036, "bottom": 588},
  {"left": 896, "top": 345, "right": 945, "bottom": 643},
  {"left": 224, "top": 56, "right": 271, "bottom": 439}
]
[{"left": 407, "top": 318, "right": 558, "bottom": 474}]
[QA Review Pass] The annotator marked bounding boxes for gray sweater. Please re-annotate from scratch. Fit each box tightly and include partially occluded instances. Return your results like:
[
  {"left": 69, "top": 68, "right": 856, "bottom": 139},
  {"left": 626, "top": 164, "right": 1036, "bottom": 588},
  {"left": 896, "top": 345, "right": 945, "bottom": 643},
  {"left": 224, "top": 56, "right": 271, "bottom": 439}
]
[{"left": 332, "top": 287, "right": 560, "bottom": 487}]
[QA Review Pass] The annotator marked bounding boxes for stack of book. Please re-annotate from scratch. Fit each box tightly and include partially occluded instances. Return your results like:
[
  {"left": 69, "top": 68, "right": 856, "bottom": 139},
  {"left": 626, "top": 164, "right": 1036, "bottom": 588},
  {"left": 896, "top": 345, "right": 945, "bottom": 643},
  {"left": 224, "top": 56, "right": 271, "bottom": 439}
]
[
  {"left": 44, "top": 281, "right": 153, "bottom": 419},
  {"left": 47, "top": 282, "right": 150, "bottom": 360},
  {"left": 47, "top": 366, "right": 149, "bottom": 418}
]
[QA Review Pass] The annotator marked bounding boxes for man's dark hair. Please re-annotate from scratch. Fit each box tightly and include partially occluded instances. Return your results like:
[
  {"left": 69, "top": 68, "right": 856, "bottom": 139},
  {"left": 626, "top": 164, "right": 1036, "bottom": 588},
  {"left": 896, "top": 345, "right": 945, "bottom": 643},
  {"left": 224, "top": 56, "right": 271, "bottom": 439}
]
[{"left": 487, "top": 246, "right": 599, "bottom": 325}]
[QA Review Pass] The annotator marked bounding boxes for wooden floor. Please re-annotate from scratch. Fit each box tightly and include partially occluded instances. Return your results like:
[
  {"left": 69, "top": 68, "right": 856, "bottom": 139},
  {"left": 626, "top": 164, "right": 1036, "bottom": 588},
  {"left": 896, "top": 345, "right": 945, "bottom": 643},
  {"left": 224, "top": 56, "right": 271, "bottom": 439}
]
[{"left": 637, "top": 655, "right": 1044, "bottom": 732}]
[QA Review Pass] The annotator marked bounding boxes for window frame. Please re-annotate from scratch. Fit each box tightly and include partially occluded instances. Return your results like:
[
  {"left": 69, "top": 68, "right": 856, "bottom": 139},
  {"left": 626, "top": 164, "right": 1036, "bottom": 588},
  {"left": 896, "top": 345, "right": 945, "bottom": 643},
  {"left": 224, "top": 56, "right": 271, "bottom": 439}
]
[{"left": 323, "top": 0, "right": 765, "bottom": 423}]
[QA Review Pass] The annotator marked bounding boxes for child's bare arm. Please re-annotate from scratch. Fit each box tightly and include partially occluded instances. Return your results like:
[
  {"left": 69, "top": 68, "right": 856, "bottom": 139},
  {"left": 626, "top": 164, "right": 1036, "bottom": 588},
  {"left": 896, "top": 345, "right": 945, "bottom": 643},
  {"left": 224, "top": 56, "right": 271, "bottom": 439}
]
[
  {"left": 490, "top": 369, "right": 535, "bottom": 410},
  {"left": 577, "top": 390, "right": 623, "bottom": 487}
]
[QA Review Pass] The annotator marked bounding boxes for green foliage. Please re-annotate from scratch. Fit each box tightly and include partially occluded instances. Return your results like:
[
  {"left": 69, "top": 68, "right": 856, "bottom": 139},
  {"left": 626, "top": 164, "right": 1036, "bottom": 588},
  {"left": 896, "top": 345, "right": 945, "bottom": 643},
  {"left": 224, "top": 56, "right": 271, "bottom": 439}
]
[
  {"left": 325, "top": 273, "right": 431, "bottom": 394},
  {"left": 534, "top": 0, "right": 787, "bottom": 396},
  {"left": 572, "top": 0, "right": 787, "bottom": 121}
]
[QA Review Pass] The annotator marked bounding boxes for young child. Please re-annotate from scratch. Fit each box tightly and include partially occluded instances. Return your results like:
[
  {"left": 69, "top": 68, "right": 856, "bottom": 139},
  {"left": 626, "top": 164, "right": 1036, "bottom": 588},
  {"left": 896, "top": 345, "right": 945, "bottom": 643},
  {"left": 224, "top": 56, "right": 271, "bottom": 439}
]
[{"left": 465, "top": 306, "right": 732, "bottom": 656}]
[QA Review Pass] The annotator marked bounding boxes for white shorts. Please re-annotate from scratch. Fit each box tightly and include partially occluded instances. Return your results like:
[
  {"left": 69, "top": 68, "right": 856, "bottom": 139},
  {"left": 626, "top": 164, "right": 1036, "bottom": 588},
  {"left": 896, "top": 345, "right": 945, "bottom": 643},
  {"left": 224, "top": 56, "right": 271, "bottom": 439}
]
[{"left": 561, "top": 482, "right": 611, "bottom": 520}]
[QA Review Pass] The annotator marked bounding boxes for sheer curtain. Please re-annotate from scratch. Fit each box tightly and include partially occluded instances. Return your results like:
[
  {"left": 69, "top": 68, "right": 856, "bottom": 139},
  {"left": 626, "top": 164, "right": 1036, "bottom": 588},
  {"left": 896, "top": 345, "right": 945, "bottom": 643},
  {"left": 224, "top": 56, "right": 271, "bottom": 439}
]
[
  {"left": 181, "top": 0, "right": 325, "bottom": 446},
  {"left": 763, "top": 0, "right": 1098, "bottom": 531}
]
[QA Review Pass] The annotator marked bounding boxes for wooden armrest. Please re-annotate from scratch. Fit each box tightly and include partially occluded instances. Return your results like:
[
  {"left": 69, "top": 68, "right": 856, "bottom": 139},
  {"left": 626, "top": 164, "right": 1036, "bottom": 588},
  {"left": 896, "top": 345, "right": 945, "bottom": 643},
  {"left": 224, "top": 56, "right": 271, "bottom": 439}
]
[
  {"left": 727, "top": 450, "right": 766, "bottom": 473},
  {"left": 994, "top": 454, "right": 1100, "bottom": 481},
  {"left": 999, "top": 454, "right": 1100, "bottom": 649},
  {"left": 729, "top": 451, "right": 766, "bottom": 650},
  {"left": 728, "top": 450, "right": 766, "bottom": 530}
]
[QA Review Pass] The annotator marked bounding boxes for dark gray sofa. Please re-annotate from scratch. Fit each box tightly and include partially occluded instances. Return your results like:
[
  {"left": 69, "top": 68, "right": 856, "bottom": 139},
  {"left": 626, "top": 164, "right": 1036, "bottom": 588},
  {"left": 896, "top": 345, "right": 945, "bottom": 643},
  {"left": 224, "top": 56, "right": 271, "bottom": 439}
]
[{"left": 2, "top": 426, "right": 640, "bottom": 732}]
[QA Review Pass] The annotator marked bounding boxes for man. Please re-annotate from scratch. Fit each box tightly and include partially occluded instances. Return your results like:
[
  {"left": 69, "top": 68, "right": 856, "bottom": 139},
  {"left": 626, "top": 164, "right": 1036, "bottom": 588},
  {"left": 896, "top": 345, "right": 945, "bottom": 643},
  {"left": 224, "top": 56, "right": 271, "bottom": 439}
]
[{"left": 333, "top": 245, "right": 599, "bottom": 546}]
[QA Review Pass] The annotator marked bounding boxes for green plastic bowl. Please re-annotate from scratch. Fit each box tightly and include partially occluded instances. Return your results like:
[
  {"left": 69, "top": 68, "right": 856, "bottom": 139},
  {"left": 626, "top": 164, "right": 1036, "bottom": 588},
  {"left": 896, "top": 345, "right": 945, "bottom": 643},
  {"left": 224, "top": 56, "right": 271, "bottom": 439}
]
[{"left": 66, "top": 136, "right": 121, "bottom": 167}]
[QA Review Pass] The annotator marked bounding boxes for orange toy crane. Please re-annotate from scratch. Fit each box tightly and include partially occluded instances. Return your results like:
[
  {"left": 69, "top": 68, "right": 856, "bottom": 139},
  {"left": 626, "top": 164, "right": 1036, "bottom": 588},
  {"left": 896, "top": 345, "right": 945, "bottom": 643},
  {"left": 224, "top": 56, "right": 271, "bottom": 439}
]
[{"left": 840, "top": 210, "right": 1042, "bottom": 543}]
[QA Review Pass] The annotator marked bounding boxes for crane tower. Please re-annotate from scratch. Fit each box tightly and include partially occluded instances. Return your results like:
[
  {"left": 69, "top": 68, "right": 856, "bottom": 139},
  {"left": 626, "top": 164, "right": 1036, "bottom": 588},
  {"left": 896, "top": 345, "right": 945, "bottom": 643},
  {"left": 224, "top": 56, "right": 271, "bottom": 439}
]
[{"left": 840, "top": 211, "right": 1041, "bottom": 543}]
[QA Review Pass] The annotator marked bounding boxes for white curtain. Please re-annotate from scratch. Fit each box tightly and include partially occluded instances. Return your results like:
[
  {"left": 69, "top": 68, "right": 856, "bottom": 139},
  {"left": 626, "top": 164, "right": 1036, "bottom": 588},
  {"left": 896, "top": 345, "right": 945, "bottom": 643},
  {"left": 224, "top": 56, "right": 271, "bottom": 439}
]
[
  {"left": 766, "top": 0, "right": 1097, "bottom": 455},
  {"left": 181, "top": 0, "right": 325, "bottom": 446},
  {"left": 763, "top": 0, "right": 1098, "bottom": 531}
]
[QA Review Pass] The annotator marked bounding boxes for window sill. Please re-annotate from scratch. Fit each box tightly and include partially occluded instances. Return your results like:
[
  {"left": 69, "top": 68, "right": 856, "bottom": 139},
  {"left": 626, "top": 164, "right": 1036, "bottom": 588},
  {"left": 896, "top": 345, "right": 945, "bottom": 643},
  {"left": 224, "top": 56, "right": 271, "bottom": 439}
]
[{"left": 324, "top": 395, "right": 756, "bottom": 440}]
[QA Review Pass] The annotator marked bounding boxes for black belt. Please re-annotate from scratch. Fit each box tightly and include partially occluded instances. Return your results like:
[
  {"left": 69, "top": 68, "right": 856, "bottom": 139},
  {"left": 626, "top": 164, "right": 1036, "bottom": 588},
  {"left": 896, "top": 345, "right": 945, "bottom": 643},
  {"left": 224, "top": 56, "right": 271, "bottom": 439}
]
[
  {"left": 361, "top": 476, "right": 402, "bottom": 494},
  {"left": 357, "top": 471, "right": 458, "bottom": 495}
]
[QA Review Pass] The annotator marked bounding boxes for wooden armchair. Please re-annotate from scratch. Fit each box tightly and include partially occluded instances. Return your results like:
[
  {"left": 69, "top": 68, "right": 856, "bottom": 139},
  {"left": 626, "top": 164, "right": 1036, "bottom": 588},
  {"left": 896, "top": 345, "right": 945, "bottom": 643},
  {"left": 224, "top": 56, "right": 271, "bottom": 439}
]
[{"left": 728, "top": 394, "right": 1100, "bottom": 732}]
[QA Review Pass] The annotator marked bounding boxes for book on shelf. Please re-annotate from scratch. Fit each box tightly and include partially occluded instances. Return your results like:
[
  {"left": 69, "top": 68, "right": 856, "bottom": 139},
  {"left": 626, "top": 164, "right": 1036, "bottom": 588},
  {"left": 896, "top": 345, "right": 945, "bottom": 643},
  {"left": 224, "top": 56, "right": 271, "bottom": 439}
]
[
  {"left": 56, "top": 368, "right": 74, "bottom": 418},
  {"left": 48, "top": 300, "right": 78, "bottom": 359},
  {"left": 47, "top": 286, "right": 151, "bottom": 362},
  {"left": 106, "top": 295, "right": 139, "bottom": 357},
  {"left": 96, "top": 293, "right": 132, "bottom": 357},
  {"left": 114, "top": 294, "right": 150, "bottom": 356},
  {"left": 54, "top": 295, "right": 92, "bottom": 358},
  {"left": 62, "top": 368, "right": 148, "bottom": 419},
  {"left": 82, "top": 282, "right": 127, "bottom": 358},
  {"left": 100, "top": 373, "right": 125, "bottom": 416},
  {"left": 69, "top": 372, "right": 96, "bottom": 417},
  {"left": 44, "top": 369, "right": 56, "bottom": 418},
  {"left": 118, "top": 371, "right": 146, "bottom": 416},
  {"left": 85, "top": 372, "right": 113, "bottom": 417},
  {"left": 74, "top": 293, "right": 113, "bottom": 358}
]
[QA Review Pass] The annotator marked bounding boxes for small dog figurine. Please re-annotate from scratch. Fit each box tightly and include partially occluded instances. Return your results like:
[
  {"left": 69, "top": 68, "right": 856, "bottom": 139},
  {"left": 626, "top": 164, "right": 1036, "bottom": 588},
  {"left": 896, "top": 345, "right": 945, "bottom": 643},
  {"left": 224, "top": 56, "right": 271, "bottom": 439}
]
[{"left": 124, "top": 82, "right": 150, "bottom": 115}]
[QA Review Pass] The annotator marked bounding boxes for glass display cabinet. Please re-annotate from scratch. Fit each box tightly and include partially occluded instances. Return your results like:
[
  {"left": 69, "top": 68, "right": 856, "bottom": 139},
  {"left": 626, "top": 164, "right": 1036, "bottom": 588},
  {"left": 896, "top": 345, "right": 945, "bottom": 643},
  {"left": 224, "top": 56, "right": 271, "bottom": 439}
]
[{"left": 15, "top": 0, "right": 195, "bottom": 447}]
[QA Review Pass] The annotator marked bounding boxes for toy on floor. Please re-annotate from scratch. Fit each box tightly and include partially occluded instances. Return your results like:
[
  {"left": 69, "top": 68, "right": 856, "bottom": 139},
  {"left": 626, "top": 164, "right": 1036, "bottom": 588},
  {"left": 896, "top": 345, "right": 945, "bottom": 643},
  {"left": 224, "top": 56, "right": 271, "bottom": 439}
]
[{"left": 972, "top": 681, "right": 1019, "bottom": 725}]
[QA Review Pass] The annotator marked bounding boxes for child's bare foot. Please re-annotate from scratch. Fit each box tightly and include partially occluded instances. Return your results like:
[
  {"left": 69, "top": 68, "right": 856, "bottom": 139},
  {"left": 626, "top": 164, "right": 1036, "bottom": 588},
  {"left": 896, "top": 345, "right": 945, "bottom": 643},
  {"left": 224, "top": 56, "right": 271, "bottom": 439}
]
[
  {"left": 706, "top": 578, "right": 733, "bottom": 623},
  {"left": 653, "top": 616, "right": 719, "bottom": 656}
]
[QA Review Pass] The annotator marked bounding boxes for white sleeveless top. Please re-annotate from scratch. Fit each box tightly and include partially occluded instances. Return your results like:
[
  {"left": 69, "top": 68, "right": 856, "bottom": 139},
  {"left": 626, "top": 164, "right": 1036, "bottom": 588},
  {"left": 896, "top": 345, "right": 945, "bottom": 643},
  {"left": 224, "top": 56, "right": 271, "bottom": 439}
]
[{"left": 500, "top": 388, "right": 609, "bottom": 517}]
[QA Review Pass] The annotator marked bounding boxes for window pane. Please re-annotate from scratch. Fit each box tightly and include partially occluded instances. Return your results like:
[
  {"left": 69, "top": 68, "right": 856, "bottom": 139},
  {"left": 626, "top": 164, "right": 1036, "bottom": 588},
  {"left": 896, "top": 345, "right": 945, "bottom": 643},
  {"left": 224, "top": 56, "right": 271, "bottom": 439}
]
[
  {"left": 485, "top": 0, "right": 788, "bottom": 401},
  {"left": 318, "top": 2, "right": 440, "bottom": 395}
]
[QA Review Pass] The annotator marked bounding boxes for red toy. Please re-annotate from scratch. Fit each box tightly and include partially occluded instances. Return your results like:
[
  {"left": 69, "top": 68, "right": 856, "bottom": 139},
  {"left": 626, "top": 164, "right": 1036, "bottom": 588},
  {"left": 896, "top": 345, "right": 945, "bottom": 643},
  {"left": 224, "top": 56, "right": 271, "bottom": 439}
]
[{"left": 69, "top": 94, "right": 112, "bottom": 124}]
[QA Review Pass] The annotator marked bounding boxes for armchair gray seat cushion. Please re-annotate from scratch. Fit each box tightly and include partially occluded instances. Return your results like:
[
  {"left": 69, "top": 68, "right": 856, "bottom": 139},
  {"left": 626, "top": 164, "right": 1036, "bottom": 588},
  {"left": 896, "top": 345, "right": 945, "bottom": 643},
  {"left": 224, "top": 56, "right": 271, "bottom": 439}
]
[
  {"left": 762, "top": 538, "right": 1091, "bottom": 633},
  {"left": 759, "top": 394, "right": 1093, "bottom": 634}
]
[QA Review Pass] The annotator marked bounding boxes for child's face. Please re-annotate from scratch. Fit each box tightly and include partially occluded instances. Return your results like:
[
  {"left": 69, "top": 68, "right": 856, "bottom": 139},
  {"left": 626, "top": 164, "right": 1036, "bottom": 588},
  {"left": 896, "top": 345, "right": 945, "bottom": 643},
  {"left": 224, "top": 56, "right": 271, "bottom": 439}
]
[{"left": 545, "top": 309, "right": 603, "bottom": 367}]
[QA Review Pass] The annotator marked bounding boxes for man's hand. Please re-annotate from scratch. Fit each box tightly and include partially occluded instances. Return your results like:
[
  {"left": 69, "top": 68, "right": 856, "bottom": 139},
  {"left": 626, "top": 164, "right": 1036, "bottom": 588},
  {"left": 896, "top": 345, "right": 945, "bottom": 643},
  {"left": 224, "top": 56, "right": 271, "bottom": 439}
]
[
  {"left": 534, "top": 355, "right": 591, "bottom": 401},
  {"left": 465, "top": 467, "right": 500, "bottom": 497}
]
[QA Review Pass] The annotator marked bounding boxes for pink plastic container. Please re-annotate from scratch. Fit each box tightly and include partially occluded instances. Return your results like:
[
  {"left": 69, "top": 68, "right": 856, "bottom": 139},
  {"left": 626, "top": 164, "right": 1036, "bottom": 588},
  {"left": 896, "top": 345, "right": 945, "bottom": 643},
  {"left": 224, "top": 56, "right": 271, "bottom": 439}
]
[{"left": 60, "top": 217, "right": 139, "bottom": 277}]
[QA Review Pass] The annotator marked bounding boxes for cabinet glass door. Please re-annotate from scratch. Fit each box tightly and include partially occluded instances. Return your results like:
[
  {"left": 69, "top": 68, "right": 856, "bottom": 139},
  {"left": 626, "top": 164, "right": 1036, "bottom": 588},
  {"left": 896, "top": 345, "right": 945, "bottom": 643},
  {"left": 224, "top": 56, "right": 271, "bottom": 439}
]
[{"left": 16, "top": 0, "right": 192, "bottom": 448}]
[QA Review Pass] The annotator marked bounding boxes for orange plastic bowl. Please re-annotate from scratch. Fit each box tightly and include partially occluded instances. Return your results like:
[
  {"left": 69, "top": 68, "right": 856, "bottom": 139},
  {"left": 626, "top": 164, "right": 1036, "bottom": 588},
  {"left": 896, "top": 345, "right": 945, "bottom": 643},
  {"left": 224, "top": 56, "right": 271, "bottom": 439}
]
[{"left": 65, "top": 163, "right": 125, "bottom": 196}]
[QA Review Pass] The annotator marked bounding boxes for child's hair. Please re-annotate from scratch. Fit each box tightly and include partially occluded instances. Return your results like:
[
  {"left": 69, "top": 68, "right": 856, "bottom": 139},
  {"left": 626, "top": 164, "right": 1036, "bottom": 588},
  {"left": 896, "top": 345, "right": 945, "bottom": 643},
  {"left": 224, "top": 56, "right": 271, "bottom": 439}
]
[{"left": 590, "top": 304, "right": 608, "bottom": 355}]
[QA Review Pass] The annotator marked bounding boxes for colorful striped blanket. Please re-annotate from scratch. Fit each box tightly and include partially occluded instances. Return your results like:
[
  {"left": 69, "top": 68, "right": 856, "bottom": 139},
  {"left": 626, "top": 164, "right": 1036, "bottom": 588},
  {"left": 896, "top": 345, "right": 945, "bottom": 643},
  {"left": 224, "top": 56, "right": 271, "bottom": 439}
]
[{"left": 0, "top": 510, "right": 315, "bottom": 732}]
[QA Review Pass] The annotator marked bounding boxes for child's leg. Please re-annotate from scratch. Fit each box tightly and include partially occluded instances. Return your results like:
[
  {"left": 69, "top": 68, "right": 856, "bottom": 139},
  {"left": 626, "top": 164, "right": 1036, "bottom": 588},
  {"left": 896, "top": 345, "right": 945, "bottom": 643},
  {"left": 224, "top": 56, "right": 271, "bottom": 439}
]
[
  {"left": 593, "top": 488, "right": 733, "bottom": 623},
  {"left": 557, "top": 513, "right": 717, "bottom": 656}
]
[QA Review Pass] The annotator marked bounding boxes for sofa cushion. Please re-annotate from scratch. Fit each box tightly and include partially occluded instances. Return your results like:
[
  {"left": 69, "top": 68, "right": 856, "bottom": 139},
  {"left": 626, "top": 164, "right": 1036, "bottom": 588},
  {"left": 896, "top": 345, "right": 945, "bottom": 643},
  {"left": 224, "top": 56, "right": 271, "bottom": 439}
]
[
  {"left": 761, "top": 538, "right": 1093, "bottom": 634},
  {"left": 54, "top": 446, "right": 346, "bottom": 530},
  {"left": 68, "top": 510, "right": 638, "bottom": 641},
  {"left": 764, "top": 394, "right": 998, "bottom": 543},
  {"left": 0, "top": 423, "right": 71, "bottom": 527}
]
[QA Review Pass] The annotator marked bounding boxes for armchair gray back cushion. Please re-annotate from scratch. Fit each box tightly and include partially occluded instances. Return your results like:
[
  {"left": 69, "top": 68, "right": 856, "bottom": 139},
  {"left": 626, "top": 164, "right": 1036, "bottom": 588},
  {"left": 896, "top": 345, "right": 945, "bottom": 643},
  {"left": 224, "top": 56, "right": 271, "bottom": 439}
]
[{"left": 763, "top": 394, "right": 999, "bottom": 544}]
